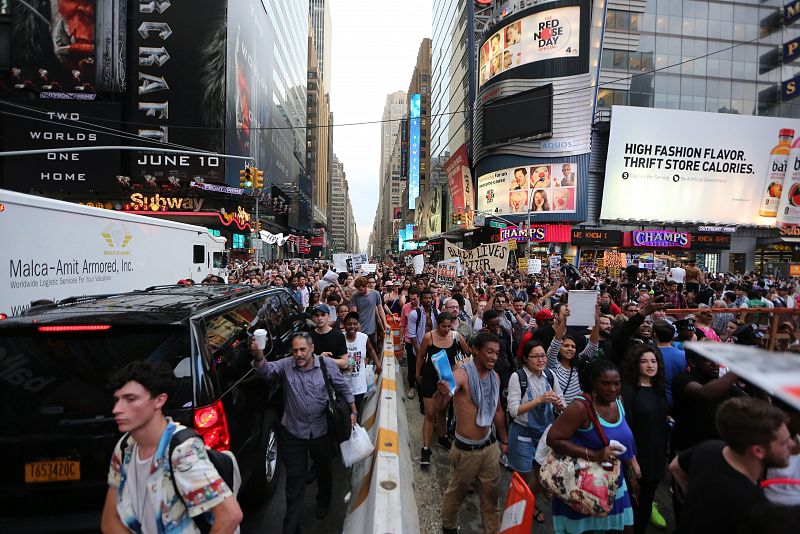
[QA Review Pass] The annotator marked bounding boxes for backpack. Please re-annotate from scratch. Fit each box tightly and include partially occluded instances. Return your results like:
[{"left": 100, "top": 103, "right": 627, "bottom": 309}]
[
  {"left": 516, "top": 367, "right": 555, "bottom": 394},
  {"left": 120, "top": 428, "right": 240, "bottom": 534}
]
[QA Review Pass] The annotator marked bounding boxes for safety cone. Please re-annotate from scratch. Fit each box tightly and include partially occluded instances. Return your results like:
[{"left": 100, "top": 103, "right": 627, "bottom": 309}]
[{"left": 500, "top": 471, "right": 535, "bottom": 533}]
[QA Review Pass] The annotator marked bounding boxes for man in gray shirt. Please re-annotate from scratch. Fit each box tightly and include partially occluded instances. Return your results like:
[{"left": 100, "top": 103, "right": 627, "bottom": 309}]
[
  {"left": 252, "top": 332, "right": 355, "bottom": 533},
  {"left": 350, "top": 275, "right": 388, "bottom": 350}
]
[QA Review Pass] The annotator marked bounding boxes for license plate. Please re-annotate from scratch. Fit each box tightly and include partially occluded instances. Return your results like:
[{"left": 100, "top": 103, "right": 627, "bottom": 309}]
[{"left": 25, "top": 460, "right": 80, "bottom": 483}]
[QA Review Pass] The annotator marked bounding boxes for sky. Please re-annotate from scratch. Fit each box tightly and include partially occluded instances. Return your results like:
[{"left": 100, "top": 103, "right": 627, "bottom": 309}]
[{"left": 329, "top": 0, "right": 432, "bottom": 252}]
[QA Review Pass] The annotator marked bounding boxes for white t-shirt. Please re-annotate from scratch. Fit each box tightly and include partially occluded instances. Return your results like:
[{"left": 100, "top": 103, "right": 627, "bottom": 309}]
[
  {"left": 345, "top": 332, "right": 369, "bottom": 395},
  {"left": 669, "top": 267, "right": 686, "bottom": 283},
  {"left": 765, "top": 443, "right": 800, "bottom": 506}
]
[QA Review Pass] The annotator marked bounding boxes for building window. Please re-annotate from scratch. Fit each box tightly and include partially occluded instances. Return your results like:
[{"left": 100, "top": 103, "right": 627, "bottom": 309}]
[
  {"left": 597, "top": 88, "right": 629, "bottom": 108},
  {"left": 605, "top": 10, "right": 639, "bottom": 32}
]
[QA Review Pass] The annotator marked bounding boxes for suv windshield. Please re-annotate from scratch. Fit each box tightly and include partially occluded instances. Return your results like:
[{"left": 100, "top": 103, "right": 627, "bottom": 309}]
[{"left": 0, "top": 326, "right": 189, "bottom": 431}]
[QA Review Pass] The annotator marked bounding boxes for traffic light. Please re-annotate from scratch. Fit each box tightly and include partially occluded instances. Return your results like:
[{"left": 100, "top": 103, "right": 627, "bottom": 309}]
[
  {"left": 256, "top": 221, "right": 262, "bottom": 232},
  {"left": 253, "top": 168, "right": 265, "bottom": 189},
  {"left": 452, "top": 212, "right": 464, "bottom": 225},
  {"left": 239, "top": 167, "right": 253, "bottom": 188}
]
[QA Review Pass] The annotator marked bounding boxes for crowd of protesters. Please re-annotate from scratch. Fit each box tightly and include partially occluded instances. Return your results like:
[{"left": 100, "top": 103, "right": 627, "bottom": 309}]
[{"left": 152, "top": 256, "right": 800, "bottom": 534}]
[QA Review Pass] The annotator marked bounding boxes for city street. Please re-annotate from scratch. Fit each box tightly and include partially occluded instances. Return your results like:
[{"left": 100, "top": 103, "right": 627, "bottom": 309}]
[{"left": 242, "top": 453, "right": 351, "bottom": 534}]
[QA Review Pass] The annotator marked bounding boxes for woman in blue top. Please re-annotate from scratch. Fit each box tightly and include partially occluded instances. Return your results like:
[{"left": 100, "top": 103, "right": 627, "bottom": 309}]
[{"left": 546, "top": 359, "right": 640, "bottom": 534}]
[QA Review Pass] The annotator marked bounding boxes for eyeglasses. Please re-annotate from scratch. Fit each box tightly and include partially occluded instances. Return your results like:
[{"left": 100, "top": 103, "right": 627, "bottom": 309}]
[{"left": 528, "top": 354, "right": 547, "bottom": 360}]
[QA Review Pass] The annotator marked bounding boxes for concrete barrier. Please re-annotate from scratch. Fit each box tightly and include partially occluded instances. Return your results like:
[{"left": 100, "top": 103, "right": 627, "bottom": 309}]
[{"left": 342, "top": 337, "right": 420, "bottom": 534}]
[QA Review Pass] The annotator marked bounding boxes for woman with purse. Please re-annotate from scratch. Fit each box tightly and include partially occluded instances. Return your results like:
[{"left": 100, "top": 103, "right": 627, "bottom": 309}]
[
  {"left": 507, "top": 340, "right": 566, "bottom": 524},
  {"left": 545, "top": 359, "right": 639, "bottom": 534},
  {"left": 621, "top": 345, "right": 669, "bottom": 534}
]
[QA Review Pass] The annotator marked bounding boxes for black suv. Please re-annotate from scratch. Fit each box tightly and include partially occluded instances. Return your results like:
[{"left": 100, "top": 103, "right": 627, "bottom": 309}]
[{"left": 0, "top": 285, "right": 307, "bottom": 532}]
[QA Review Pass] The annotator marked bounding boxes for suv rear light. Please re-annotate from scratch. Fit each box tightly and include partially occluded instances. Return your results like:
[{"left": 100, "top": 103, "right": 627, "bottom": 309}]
[
  {"left": 194, "top": 400, "right": 231, "bottom": 451},
  {"left": 38, "top": 325, "right": 112, "bottom": 332}
]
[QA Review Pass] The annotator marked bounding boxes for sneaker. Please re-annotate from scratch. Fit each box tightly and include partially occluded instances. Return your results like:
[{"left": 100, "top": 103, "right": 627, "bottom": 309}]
[
  {"left": 650, "top": 502, "right": 667, "bottom": 529},
  {"left": 406, "top": 388, "right": 416, "bottom": 399},
  {"left": 420, "top": 447, "right": 432, "bottom": 469},
  {"left": 437, "top": 436, "right": 452, "bottom": 451}
]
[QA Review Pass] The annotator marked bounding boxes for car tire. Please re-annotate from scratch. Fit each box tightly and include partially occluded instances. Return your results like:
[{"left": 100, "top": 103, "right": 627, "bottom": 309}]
[{"left": 245, "top": 409, "right": 280, "bottom": 505}]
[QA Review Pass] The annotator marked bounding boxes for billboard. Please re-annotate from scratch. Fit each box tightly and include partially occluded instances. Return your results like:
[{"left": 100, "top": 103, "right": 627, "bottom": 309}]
[
  {"left": 0, "top": 101, "right": 122, "bottom": 193},
  {"left": 409, "top": 93, "right": 421, "bottom": 209},
  {"left": 9, "top": 0, "right": 126, "bottom": 95},
  {"left": 130, "top": 0, "right": 227, "bottom": 183},
  {"left": 482, "top": 85, "right": 553, "bottom": 148},
  {"left": 478, "top": 6, "right": 580, "bottom": 88},
  {"left": 477, "top": 162, "right": 578, "bottom": 216},
  {"left": 444, "top": 144, "right": 475, "bottom": 228},
  {"left": 601, "top": 106, "right": 800, "bottom": 226},
  {"left": 415, "top": 187, "right": 442, "bottom": 239}
]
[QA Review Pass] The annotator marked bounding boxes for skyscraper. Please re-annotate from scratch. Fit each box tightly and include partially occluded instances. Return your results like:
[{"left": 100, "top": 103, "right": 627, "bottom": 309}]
[
  {"left": 380, "top": 91, "right": 408, "bottom": 200},
  {"left": 308, "top": 0, "right": 332, "bottom": 95}
]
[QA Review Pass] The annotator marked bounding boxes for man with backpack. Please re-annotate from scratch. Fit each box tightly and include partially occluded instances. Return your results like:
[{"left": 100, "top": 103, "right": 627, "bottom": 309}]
[{"left": 101, "top": 361, "right": 243, "bottom": 534}]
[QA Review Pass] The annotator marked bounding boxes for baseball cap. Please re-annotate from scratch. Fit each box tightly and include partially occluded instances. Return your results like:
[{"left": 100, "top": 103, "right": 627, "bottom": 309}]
[
  {"left": 312, "top": 304, "right": 329, "bottom": 315},
  {"left": 535, "top": 309, "right": 554, "bottom": 322},
  {"left": 385, "top": 280, "right": 394, "bottom": 286}
]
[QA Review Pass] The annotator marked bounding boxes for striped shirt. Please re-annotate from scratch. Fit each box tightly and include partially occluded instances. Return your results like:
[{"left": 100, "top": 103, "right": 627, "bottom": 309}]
[
  {"left": 254, "top": 355, "right": 354, "bottom": 439},
  {"left": 546, "top": 338, "right": 598, "bottom": 405}
]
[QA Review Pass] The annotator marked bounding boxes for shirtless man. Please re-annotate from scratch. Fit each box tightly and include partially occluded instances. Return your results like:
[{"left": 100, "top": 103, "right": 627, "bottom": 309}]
[{"left": 434, "top": 331, "right": 510, "bottom": 534}]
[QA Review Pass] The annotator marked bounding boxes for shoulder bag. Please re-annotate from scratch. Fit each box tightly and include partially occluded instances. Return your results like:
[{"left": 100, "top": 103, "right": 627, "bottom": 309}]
[
  {"left": 539, "top": 393, "right": 621, "bottom": 516},
  {"left": 319, "top": 357, "right": 354, "bottom": 444}
]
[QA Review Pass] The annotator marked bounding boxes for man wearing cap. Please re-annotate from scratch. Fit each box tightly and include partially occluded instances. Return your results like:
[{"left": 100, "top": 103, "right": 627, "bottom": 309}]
[
  {"left": 309, "top": 304, "right": 349, "bottom": 370},
  {"left": 530, "top": 308, "right": 556, "bottom": 351}
]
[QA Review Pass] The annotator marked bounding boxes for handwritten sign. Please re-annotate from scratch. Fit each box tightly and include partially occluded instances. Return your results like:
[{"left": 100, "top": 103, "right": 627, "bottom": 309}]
[
  {"left": 436, "top": 261, "right": 458, "bottom": 287},
  {"left": 444, "top": 240, "right": 509, "bottom": 272},
  {"left": 529, "top": 259, "right": 542, "bottom": 274}
]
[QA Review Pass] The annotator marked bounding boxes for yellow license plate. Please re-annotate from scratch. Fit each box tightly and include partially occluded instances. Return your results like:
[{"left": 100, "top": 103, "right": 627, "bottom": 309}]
[{"left": 25, "top": 460, "right": 80, "bottom": 483}]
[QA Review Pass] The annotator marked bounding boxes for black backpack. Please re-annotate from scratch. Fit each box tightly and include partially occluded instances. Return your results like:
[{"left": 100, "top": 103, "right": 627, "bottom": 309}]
[{"left": 120, "top": 428, "right": 239, "bottom": 534}]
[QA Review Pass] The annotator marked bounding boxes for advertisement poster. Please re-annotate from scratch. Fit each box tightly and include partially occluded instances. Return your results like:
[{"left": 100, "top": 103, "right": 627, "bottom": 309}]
[
  {"left": 415, "top": 187, "right": 442, "bottom": 239},
  {"left": 131, "top": 0, "right": 227, "bottom": 183},
  {"left": 477, "top": 163, "right": 577, "bottom": 216},
  {"left": 445, "top": 241, "right": 510, "bottom": 272},
  {"left": 478, "top": 6, "right": 580, "bottom": 87},
  {"left": 409, "top": 93, "right": 421, "bottom": 209},
  {"left": 601, "top": 106, "right": 800, "bottom": 226},
  {"left": 0, "top": 101, "right": 122, "bottom": 193},
  {"left": 9, "top": 0, "right": 126, "bottom": 95},
  {"left": 444, "top": 144, "right": 475, "bottom": 228}
]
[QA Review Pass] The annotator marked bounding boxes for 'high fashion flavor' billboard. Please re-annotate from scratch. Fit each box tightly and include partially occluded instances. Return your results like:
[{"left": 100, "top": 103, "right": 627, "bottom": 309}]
[{"left": 601, "top": 106, "right": 800, "bottom": 227}]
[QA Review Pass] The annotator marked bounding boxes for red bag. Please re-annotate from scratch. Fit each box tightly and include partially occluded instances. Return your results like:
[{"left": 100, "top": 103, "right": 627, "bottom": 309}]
[{"left": 500, "top": 471, "right": 535, "bottom": 533}]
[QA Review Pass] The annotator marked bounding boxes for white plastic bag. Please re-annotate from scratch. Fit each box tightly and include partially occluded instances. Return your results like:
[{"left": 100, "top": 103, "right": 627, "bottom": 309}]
[
  {"left": 340, "top": 424, "right": 374, "bottom": 468},
  {"left": 365, "top": 364, "right": 376, "bottom": 396},
  {"left": 534, "top": 424, "right": 553, "bottom": 466}
]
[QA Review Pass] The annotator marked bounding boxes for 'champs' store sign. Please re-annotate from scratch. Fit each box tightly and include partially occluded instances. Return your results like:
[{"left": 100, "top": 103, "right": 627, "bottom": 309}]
[{"left": 632, "top": 230, "right": 690, "bottom": 248}]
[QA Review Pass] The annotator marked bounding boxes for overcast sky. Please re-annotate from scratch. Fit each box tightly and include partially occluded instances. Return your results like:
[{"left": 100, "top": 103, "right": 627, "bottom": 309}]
[{"left": 329, "top": 0, "right": 432, "bottom": 252}]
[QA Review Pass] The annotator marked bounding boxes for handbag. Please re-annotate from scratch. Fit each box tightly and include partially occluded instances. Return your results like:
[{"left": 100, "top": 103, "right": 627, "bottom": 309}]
[
  {"left": 539, "top": 394, "right": 621, "bottom": 516},
  {"left": 319, "top": 358, "right": 353, "bottom": 444}
]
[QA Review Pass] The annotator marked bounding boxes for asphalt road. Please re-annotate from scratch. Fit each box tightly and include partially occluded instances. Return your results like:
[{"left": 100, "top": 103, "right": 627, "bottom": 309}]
[{"left": 241, "top": 452, "right": 351, "bottom": 534}]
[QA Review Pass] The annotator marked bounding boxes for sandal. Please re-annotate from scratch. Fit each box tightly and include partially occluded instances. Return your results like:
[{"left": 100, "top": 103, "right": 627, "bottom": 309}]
[{"left": 533, "top": 506, "right": 545, "bottom": 524}]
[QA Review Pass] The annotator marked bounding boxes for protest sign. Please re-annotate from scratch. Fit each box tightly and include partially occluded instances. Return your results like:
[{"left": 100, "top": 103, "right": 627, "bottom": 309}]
[
  {"left": 413, "top": 254, "right": 425, "bottom": 275},
  {"left": 436, "top": 261, "right": 458, "bottom": 287},
  {"left": 361, "top": 263, "right": 377, "bottom": 274},
  {"left": 444, "top": 240, "right": 509, "bottom": 272},
  {"left": 549, "top": 255, "right": 561, "bottom": 271},
  {"left": 350, "top": 253, "right": 368, "bottom": 272},
  {"left": 333, "top": 253, "right": 350, "bottom": 272},
  {"left": 518, "top": 258, "right": 528, "bottom": 272},
  {"left": 528, "top": 259, "right": 542, "bottom": 274},
  {"left": 688, "top": 343, "right": 800, "bottom": 411},
  {"left": 566, "top": 290, "right": 597, "bottom": 327}
]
